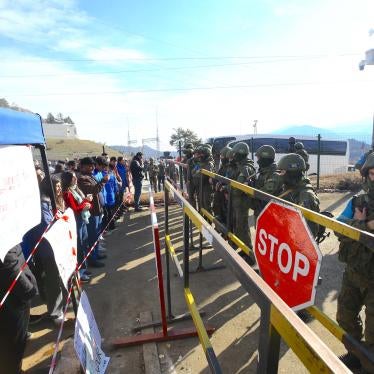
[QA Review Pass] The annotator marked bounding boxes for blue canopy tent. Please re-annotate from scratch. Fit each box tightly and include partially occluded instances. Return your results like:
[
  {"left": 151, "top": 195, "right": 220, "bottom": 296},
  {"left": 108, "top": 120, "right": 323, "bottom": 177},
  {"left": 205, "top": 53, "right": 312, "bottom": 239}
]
[
  {"left": 0, "top": 107, "right": 56, "bottom": 210},
  {"left": 0, "top": 108, "right": 45, "bottom": 145}
]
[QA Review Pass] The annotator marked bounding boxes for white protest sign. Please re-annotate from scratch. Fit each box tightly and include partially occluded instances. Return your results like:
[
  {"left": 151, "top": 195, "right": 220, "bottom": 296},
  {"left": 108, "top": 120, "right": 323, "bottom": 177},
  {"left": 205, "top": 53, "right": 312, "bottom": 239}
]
[
  {"left": 0, "top": 145, "right": 41, "bottom": 261},
  {"left": 44, "top": 208, "right": 77, "bottom": 290},
  {"left": 74, "top": 291, "right": 110, "bottom": 374}
]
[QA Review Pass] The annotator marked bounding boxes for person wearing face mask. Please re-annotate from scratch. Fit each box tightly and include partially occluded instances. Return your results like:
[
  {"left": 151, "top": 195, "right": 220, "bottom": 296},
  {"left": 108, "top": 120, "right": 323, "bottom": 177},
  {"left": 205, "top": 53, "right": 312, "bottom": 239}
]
[
  {"left": 231, "top": 142, "right": 256, "bottom": 266},
  {"left": 213, "top": 146, "right": 231, "bottom": 223},
  {"left": 294, "top": 142, "right": 310, "bottom": 173},
  {"left": 277, "top": 153, "right": 320, "bottom": 236},
  {"left": 335, "top": 153, "right": 374, "bottom": 372},
  {"left": 276, "top": 153, "right": 320, "bottom": 323},
  {"left": 253, "top": 145, "right": 283, "bottom": 222},
  {"left": 199, "top": 145, "right": 215, "bottom": 212},
  {"left": 188, "top": 146, "right": 203, "bottom": 209}
]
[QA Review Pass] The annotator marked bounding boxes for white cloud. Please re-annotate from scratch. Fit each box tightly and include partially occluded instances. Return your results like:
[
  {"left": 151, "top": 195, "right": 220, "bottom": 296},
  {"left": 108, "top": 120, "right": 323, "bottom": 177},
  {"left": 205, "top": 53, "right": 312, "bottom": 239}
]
[
  {"left": 0, "top": 0, "right": 90, "bottom": 46},
  {"left": 85, "top": 47, "right": 148, "bottom": 64}
]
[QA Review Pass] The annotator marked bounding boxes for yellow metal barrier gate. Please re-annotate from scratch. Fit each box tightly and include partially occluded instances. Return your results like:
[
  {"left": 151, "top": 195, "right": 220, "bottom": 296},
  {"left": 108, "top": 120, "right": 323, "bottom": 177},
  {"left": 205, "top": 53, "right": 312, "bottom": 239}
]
[{"left": 164, "top": 179, "right": 354, "bottom": 373}]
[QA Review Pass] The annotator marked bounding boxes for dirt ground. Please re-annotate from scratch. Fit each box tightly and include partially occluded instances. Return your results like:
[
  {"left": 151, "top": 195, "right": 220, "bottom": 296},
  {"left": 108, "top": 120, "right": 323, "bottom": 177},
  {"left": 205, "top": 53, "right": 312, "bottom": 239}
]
[{"left": 23, "top": 188, "right": 355, "bottom": 373}]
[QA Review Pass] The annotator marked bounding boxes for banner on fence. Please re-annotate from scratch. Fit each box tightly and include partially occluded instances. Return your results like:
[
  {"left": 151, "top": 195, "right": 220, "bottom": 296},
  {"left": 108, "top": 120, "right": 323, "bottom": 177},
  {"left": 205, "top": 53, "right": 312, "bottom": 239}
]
[
  {"left": 0, "top": 145, "right": 41, "bottom": 261},
  {"left": 74, "top": 291, "right": 110, "bottom": 374},
  {"left": 44, "top": 208, "right": 77, "bottom": 290}
]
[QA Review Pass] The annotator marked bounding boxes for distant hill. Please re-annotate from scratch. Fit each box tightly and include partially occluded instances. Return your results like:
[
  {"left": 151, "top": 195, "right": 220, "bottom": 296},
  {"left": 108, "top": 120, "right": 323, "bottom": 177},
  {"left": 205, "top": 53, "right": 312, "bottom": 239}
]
[
  {"left": 110, "top": 145, "right": 178, "bottom": 159},
  {"left": 44, "top": 138, "right": 123, "bottom": 161},
  {"left": 273, "top": 123, "right": 372, "bottom": 140},
  {"left": 272, "top": 125, "right": 339, "bottom": 137}
]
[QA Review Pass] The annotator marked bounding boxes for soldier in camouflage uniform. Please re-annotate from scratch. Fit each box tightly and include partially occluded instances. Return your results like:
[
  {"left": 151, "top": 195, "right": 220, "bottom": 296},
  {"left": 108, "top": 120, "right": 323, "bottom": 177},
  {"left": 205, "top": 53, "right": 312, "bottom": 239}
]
[
  {"left": 253, "top": 145, "right": 283, "bottom": 221},
  {"left": 231, "top": 142, "right": 256, "bottom": 265},
  {"left": 213, "top": 146, "right": 231, "bottom": 222},
  {"left": 188, "top": 146, "right": 203, "bottom": 209},
  {"left": 198, "top": 145, "right": 215, "bottom": 212},
  {"left": 277, "top": 153, "right": 320, "bottom": 236},
  {"left": 288, "top": 136, "right": 296, "bottom": 153},
  {"left": 335, "top": 153, "right": 374, "bottom": 371},
  {"left": 149, "top": 158, "right": 159, "bottom": 193},
  {"left": 294, "top": 142, "right": 310, "bottom": 173},
  {"left": 182, "top": 143, "right": 194, "bottom": 186},
  {"left": 157, "top": 159, "right": 166, "bottom": 191},
  {"left": 166, "top": 159, "right": 177, "bottom": 184},
  {"left": 277, "top": 153, "right": 320, "bottom": 322}
]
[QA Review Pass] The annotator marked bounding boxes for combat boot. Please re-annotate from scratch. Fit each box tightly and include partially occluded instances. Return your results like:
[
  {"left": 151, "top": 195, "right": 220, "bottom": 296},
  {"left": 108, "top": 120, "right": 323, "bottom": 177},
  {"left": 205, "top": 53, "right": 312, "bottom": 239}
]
[{"left": 339, "top": 352, "right": 361, "bottom": 371}]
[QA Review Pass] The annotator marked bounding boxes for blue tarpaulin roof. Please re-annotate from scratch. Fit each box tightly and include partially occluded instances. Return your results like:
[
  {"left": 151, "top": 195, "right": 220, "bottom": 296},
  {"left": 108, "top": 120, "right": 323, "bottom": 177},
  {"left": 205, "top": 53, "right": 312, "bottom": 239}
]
[{"left": 0, "top": 108, "right": 45, "bottom": 145}]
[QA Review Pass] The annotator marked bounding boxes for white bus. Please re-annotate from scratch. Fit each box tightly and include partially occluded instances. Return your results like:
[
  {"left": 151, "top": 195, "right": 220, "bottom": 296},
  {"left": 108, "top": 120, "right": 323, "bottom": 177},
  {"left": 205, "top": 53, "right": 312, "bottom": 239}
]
[{"left": 207, "top": 134, "right": 350, "bottom": 176}]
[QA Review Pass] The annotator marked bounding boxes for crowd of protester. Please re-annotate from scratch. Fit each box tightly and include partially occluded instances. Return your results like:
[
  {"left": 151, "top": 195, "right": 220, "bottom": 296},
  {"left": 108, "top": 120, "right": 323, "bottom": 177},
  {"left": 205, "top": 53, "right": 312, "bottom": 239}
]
[{"left": 0, "top": 150, "right": 176, "bottom": 372}]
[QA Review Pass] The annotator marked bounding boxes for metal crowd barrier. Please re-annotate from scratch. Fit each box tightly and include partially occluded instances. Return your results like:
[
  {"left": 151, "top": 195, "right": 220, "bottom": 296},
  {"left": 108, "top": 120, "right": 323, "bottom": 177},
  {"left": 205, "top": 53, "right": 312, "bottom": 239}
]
[
  {"left": 164, "top": 180, "right": 351, "bottom": 373},
  {"left": 163, "top": 160, "right": 374, "bottom": 372}
]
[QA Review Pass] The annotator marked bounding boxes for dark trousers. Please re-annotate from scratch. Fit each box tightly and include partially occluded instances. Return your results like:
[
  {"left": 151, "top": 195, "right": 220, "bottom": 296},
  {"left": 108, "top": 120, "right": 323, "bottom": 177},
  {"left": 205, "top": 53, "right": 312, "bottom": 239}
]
[
  {"left": 158, "top": 175, "right": 165, "bottom": 191},
  {"left": 0, "top": 302, "right": 30, "bottom": 373},
  {"left": 87, "top": 215, "right": 101, "bottom": 261},
  {"left": 133, "top": 179, "right": 142, "bottom": 209},
  {"left": 76, "top": 215, "right": 88, "bottom": 269},
  {"left": 34, "top": 241, "right": 66, "bottom": 319},
  {"left": 103, "top": 205, "right": 116, "bottom": 230}
]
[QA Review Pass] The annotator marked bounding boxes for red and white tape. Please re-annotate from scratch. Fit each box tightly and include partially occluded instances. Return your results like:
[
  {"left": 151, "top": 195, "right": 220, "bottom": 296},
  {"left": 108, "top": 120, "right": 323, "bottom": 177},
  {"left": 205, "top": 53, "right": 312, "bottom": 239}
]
[{"left": 0, "top": 213, "right": 59, "bottom": 309}]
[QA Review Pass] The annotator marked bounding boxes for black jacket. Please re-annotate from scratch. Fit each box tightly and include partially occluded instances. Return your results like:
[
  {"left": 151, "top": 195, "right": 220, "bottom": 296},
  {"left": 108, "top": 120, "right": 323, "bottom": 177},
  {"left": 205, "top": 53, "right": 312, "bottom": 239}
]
[
  {"left": 130, "top": 157, "right": 144, "bottom": 180},
  {"left": 0, "top": 244, "right": 37, "bottom": 308}
]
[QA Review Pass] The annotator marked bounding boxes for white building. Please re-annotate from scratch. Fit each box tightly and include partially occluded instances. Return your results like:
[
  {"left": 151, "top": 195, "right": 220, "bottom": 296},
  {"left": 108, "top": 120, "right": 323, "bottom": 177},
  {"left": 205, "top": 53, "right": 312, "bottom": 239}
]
[{"left": 42, "top": 122, "right": 78, "bottom": 139}]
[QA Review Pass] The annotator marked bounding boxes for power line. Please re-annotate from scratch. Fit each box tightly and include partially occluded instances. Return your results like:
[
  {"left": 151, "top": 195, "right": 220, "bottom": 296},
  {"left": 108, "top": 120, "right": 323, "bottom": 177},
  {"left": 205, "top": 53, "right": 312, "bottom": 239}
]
[
  {"left": 1, "top": 52, "right": 361, "bottom": 64},
  {"left": 4, "top": 79, "right": 373, "bottom": 97},
  {"left": 0, "top": 56, "right": 345, "bottom": 78}
]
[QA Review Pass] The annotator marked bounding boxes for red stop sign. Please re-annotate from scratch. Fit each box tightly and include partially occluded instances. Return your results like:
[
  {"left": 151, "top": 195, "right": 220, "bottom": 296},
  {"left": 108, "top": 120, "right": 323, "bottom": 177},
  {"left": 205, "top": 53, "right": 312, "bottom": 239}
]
[{"left": 255, "top": 201, "right": 322, "bottom": 311}]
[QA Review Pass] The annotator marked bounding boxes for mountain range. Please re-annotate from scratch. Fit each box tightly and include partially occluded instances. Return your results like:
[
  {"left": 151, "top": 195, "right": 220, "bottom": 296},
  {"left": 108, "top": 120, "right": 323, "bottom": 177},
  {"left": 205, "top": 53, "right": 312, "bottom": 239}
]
[
  {"left": 272, "top": 123, "right": 372, "bottom": 141},
  {"left": 110, "top": 144, "right": 178, "bottom": 159}
]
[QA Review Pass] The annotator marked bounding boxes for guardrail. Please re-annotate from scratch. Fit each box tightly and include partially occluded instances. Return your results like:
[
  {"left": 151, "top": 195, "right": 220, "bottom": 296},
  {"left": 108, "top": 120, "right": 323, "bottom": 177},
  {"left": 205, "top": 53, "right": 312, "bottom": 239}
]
[{"left": 165, "top": 179, "right": 351, "bottom": 372}]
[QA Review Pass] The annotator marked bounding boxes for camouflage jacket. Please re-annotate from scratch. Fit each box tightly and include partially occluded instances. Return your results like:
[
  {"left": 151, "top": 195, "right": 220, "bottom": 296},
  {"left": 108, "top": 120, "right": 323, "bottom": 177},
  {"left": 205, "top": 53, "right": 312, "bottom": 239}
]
[
  {"left": 149, "top": 163, "right": 159, "bottom": 177},
  {"left": 338, "top": 193, "right": 374, "bottom": 278},
  {"left": 217, "top": 160, "right": 229, "bottom": 177},
  {"left": 295, "top": 149, "right": 310, "bottom": 171},
  {"left": 158, "top": 163, "right": 165, "bottom": 177},
  {"left": 232, "top": 158, "right": 255, "bottom": 205},
  {"left": 255, "top": 163, "right": 283, "bottom": 195},
  {"left": 253, "top": 163, "right": 283, "bottom": 216},
  {"left": 280, "top": 178, "right": 320, "bottom": 236}
]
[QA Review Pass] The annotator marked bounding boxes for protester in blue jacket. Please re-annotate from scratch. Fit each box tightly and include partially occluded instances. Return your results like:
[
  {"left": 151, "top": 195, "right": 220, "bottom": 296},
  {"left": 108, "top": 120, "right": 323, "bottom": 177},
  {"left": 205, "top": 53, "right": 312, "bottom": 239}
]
[{"left": 103, "top": 165, "right": 118, "bottom": 230}]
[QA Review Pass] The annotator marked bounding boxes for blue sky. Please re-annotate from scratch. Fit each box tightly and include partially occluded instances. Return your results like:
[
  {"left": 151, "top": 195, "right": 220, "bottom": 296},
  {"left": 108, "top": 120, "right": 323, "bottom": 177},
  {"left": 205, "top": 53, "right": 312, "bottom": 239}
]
[{"left": 0, "top": 0, "right": 374, "bottom": 149}]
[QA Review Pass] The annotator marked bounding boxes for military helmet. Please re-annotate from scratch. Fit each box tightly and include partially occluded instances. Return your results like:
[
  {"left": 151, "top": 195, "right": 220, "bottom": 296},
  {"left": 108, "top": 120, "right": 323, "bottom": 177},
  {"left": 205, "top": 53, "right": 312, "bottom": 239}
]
[
  {"left": 184, "top": 142, "right": 194, "bottom": 149},
  {"left": 294, "top": 142, "right": 304, "bottom": 150},
  {"left": 195, "top": 144, "right": 203, "bottom": 153},
  {"left": 361, "top": 153, "right": 374, "bottom": 177},
  {"left": 255, "top": 145, "right": 275, "bottom": 159},
  {"left": 149, "top": 157, "right": 154, "bottom": 162},
  {"left": 201, "top": 145, "right": 212, "bottom": 156},
  {"left": 232, "top": 142, "right": 249, "bottom": 156},
  {"left": 277, "top": 153, "right": 306, "bottom": 172},
  {"left": 288, "top": 136, "right": 296, "bottom": 144},
  {"left": 220, "top": 146, "right": 231, "bottom": 159}
]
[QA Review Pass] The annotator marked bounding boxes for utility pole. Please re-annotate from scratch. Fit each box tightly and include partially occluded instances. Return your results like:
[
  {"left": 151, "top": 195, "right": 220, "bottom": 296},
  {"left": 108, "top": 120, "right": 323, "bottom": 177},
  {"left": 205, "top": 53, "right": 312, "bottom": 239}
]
[
  {"left": 372, "top": 113, "right": 374, "bottom": 150},
  {"left": 156, "top": 109, "right": 160, "bottom": 155},
  {"left": 253, "top": 120, "right": 258, "bottom": 135}
]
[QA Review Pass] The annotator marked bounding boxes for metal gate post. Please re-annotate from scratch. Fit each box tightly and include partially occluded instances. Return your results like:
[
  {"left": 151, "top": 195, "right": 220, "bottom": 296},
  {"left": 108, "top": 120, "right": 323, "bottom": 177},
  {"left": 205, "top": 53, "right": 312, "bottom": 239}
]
[
  {"left": 257, "top": 302, "right": 281, "bottom": 374},
  {"left": 164, "top": 187, "right": 173, "bottom": 318},
  {"left": 184, "top": 212, "right": 190, "bottom": 289}
]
